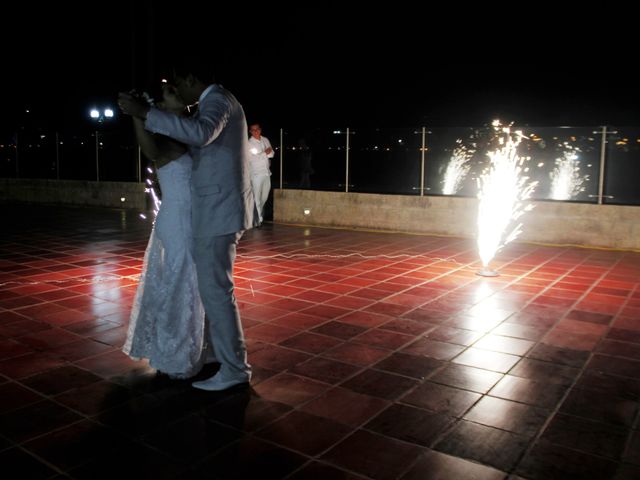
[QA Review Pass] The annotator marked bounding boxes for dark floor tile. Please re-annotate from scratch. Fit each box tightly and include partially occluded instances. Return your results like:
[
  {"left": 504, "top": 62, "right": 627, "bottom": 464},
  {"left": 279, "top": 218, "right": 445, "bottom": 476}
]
[
  {"left": 0, "top": 382, "right": 44, "bottom": 414},
  {"left": 288, "top": 461, "right": 364, "bottom": 480},
  {"left": 374, "top": 352, "right": 443, "bottom": 379},
  {"left": 364, "top": 403, "right": 453, "bottom": 447},
  {"left": 489, "top": 374, "right": 569, "bottom": 409},
  {"left": 0, "top": 352, "right": 66, "bottom": 379},
  {"left": 22, "top": 365, "right": 102, "bottom": 396},
  {"left": 401, "top": 381, "right": 481, "bottom": 417},
  {"left": 574, "top": 370, "right": 640, "bottom": 401},
  {"left": 510, "top": 358, "right": 580, "bottom": 386},
  {"left": 143, "top": 413, "right": 241, "bottom": 462},
  {"left": 192, "top": 436, "right": 307, "bottom": 480},
  {"left": 0, "top": 447, "right": 58, "bottom": 479},
  {"left": 68, "top": 442, "right": 185, "bottom": 480},
  {"left": 596, "top": 339, "right": 640, "bottom": 361},
  {"left": 566, "top": 309, "right": 613, "bottom": 325},
  {"left": 402, "top": 337, "right": 465, "bottom": 361},
  {"left": 473, "top": 334, "right": 535, "bottom": 356},
  {"left": 464, "top": 396, "right": 549, "bottom": 437},
  {"left": 435, "top": 420, "right": 529, "bottom": 471},
  {"left": 624, "top": 430, "right": 640, "bottom": 466},
  {"left": 492, "top": 322, "right": 548, "bottom": 341},
  {"left": 517, "top": 441, "right": 618, "bottom": 480},
  {"left": 0, "top": 399, "right": 82, "bottom": 443},
  {"left": 606, "top": 327, "right": 640, "bottom": 344},
  {"left": 560, "top": 388, "right": 638, "bottom": 427},
  {"left": 310, "top": 321, "right": 367, "bottom": 340},
  {"left": 587, "top": 354, "right": 640, "bottom": 379},
  {"left": 291, "top": 356, "right": 361, "bottom": 384},
  {"left": 0, "top": 338, "right": 33, "bottom": 360},
  {"left": 322, "top": 429, "right": 424, "bottom": 480},
  {"left": 278, "top": 332, "right": 342, "bottom": 354},
  {"left": 22, "top": 419, "right": 127, "bottom": 471},
  {"left": 256, "top": 410, "right": 353, "bottom": 455},
  {"left": 45, "top": 338, "right": 114, "bottom": 361},
  {"left": 425, "top": 325, "right": 482, "bottom": 346},
  {"left": 252, "top": 373, "right": 328, "bottom": 407},
  {"left": 453, "top": 347, "right": 521, "bottom": 373},
  {"left": 300, "top": 387, "right": 389, "bottom": 427},
  {"left": 615, "top": 464, "right": 640, "bottom": 480},
  {"left": 95, "top": 393, "right": 176, "bottom": 437},
  {"left": 378, "top": 317, "right": 434, "bottom": 336},
  {"left": 429, "top": 363, "right": 503, "bottom": 394},
  {"left": 401, "top": 449, "right": 506, "bottom": 480},
  {"left": 202, "top": 389, "right": 291, "bottom": 432},
  {"left": 322, "top": 342, "right": 389, "bottom": 366},
  {"left": 247, "top": 345, "right": 313, "bottom": 372},
  {"left": 540, "top": 413, "right": 628, "bottom": 459},
  {"left": 352, "top": 328, "right": 415, "bottom": 350},
  {"left": 54, "top": 379, "right": 138, "bottom": 416},
  {"left": 526, "top": 343, "right": 590, "bottom": 368},
  {"left": 342, "top": 368, "right": 418, "bottom": 400}
]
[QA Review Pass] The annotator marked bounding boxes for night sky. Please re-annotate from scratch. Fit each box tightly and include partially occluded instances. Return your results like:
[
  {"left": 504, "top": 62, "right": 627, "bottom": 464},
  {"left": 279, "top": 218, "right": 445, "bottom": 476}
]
[{"left": 3, "top": 2, "right": 638, "bottom": 136}]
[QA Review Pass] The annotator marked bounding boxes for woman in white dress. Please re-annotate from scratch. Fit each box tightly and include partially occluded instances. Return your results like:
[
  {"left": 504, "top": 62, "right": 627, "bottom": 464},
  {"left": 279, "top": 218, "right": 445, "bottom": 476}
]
[{"left": 122, "top": 85, "right": 207, "bottom": 379}]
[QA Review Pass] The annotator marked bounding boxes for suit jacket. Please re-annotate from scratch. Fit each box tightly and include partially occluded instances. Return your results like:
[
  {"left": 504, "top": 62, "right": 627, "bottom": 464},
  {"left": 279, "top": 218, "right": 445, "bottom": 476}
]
[{"left": 145, "top": 84, "right": 256, "bottom": 238}]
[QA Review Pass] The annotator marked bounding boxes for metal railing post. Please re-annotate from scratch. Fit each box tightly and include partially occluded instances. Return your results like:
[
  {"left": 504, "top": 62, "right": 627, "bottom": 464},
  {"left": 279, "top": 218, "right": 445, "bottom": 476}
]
[
  {"left": 279, "top": 128, "right": 283, "bottom": 189},
  {"left": 420, "top": 126, "right": 426, "bottom": 196},
  {"left": 55, "top": 132, "right": 60, "bottom": 180},
  {"left": 597, "top": 125, "right": 607, "bottom": 205},
  {"left": 345, "top": 127, "right": 350, "bottom": 193}
]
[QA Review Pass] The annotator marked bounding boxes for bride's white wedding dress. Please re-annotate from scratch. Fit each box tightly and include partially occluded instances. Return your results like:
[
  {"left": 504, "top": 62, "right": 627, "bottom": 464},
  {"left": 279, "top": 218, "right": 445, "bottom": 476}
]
[{"left": 123, "top": 154, "right": 206, "bottom": 379}]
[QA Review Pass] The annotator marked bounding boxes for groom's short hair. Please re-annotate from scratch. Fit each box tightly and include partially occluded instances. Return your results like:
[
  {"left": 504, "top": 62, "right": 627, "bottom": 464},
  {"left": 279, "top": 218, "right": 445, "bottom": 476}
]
[{"left": 164, "top": 46, "right": 217, "bottom": 85}]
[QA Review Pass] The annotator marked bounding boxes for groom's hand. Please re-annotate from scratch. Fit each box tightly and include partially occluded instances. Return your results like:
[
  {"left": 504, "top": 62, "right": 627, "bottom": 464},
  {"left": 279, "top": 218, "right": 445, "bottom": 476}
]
[{"left": 118, "top": 92, "right": 150, "bottom": 119}]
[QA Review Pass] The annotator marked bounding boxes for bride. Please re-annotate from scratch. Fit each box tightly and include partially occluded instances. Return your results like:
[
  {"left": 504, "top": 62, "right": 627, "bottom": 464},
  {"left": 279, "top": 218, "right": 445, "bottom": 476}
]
[{"left": 122, "top": 84, "right": 207, "bottom": 379}]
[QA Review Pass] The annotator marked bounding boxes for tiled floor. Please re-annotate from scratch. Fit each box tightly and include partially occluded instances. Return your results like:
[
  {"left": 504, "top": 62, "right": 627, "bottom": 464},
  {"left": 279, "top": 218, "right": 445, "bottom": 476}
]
[{"left": 1, "top": 204, "right": 639, "bottom": 479}]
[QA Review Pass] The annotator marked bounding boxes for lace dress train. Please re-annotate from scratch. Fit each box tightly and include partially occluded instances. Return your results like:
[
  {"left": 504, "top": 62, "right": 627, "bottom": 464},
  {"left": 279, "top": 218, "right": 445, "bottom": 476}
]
[{"left": 123, "top": 154, "right": 206, "bottom": 379}]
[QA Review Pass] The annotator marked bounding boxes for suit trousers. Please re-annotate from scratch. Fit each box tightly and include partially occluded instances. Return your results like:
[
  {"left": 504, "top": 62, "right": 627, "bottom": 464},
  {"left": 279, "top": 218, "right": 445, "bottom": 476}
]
[
  {"left": 251, "top": 174, "right": 271, "bottom": 223},
  {"left": 193, "top": 231, "right": 250, "bottom": 379}
]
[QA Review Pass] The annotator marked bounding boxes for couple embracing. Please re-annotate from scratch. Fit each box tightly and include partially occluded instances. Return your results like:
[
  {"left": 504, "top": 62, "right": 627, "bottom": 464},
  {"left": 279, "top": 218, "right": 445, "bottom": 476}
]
[{"left": 118, "top": 51, "right": 256, "bottom": 391}]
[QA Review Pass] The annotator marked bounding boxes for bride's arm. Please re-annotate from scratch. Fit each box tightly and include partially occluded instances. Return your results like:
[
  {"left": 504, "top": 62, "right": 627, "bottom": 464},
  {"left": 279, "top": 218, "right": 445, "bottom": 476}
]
[{"left": 133, "top": 117, "right": 186, "bottom": 168}]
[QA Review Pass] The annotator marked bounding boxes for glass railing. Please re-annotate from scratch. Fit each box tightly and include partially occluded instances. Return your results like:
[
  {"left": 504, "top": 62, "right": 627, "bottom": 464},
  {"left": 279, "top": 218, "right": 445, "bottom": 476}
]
[{"left": 2, "top": 124, "right": 639, "bottom": 205}]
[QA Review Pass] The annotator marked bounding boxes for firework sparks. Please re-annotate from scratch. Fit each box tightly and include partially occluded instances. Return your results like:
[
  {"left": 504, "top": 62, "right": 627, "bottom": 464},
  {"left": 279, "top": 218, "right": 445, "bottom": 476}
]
[
  {"left": 141, "top": 167, "right": 161, "bottom": 219},
  {"left": 476, "top": 121, "right": 538, "bottom": 272},
  {"left": 550, "top": 145, "right": 588, "bottom": 200},
  {"left": 442, "top": 140, "right": 474, "bottom": 195}
]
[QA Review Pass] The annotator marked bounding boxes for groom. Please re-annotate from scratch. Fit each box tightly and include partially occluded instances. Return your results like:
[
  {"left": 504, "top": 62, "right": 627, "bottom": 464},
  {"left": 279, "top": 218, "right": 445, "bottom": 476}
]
[{"left": 118, "top": 53, "right": 256, "bottom": 391}]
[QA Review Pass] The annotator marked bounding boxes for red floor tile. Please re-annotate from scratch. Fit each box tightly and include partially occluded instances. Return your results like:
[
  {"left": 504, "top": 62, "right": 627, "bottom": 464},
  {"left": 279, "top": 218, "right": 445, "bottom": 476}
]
[{"left": 2, "top": 204, "right": 640, "bottom": 478}]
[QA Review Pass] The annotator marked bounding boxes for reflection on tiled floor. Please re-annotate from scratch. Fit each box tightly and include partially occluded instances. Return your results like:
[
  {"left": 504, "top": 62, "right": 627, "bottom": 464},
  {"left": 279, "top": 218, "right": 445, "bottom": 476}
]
[{"left": 1, "top": 204, "right": 639, "bottom": 479}]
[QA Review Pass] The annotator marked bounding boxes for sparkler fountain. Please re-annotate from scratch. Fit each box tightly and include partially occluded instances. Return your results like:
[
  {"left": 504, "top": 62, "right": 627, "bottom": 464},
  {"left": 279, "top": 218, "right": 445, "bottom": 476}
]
[
  {"left": 442, "top": 140, "right": 474, "bottom": 195},
  {"left": 476, "top": 120, "right": 538, "bottom": 276},
  {"left": 549, "top": 145, "right": 588, "bottom": 200}
]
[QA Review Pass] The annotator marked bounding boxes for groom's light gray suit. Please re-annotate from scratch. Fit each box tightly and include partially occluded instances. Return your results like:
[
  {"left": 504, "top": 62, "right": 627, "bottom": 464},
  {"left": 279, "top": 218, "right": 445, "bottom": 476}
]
[{"left": 145, "top": 84, "right": 255, "bottom": 380}]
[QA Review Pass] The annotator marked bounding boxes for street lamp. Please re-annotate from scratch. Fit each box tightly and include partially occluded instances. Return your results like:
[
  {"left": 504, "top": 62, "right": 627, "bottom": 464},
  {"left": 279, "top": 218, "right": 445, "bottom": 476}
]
[{"left": 89, "top": 107, "right": 114, "bottom": 181}]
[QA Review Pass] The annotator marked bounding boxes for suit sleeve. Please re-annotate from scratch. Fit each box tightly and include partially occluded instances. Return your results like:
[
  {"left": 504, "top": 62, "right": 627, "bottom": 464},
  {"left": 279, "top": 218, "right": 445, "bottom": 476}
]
[{"left": 144, "top": 92, "right": 232, "bottom": 147}]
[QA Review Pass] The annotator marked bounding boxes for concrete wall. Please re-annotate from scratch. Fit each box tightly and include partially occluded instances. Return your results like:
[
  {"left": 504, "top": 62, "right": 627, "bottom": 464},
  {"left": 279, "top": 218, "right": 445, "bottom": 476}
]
[
  {"left": 3, "top": 180, "right": 638, "bottom": 250},
  {"left": 0, "top": 178, "right": 149, "bottom": 211},
  {"left": 274, "top": 189, "right": 640, "bottom": 250}
]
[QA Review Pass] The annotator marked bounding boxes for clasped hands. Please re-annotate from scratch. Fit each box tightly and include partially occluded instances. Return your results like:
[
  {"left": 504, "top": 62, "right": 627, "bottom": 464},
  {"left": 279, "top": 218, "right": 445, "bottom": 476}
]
[{"left": 118, "top": 92, "right": 151, "bottom": 119}]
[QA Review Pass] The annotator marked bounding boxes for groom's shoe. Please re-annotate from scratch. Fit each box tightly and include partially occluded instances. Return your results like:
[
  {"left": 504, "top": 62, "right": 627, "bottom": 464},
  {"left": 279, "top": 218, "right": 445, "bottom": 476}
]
[{"left": 192, "top": 372, "right": 250, "bottom": 392}]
